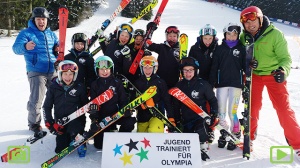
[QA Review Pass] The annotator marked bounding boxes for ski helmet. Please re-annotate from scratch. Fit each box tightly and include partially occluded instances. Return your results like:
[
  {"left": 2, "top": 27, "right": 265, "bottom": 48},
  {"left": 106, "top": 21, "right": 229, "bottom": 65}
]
[
  {"left": 94, "top": 56, "right": 114, "bottom": 76},
  {"left": 139, "top": 56, "right": 158, "bottom": 76},
  {"left": 57, "top": 60, "right": 79, "bottom": 82},
  {"left": 223, "top": 23, "right": 241, "bottom": 38},
  {"left": 179, "top": 57, "right": 199, "bottom": 77},
  {"left": 117, "top": 23, "right": 134, "bottom": 44},
  {"left": 199, "top": 24, "right": 217, "bottom": 37},
  {"left": 31, "top": 7, "right": 49, "bottom": 19},
  {"left": 71, "top": 33, "right": 88, "bottom": 51},
  {"left": 133, "top": 29, "right": 145, "bottom": 39},
  {"left": 240, "top": 6, "right": 263, "bottom": 26},
  {"left": 165, "top": 26, "right": 180, "bottom": 38}
]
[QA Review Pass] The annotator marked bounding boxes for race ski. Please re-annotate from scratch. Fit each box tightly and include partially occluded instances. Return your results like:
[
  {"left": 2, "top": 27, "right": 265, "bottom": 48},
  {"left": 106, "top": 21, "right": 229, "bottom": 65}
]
[
  {"left": 129, "top": 0, "right": 158, "bottom": 24},
  {"left": 1, "top": 132, "right": 47, "bottom": 162},
  {"left": 89, "top": 0, "right": 158, "bottom": 57},
  {"left": 41, "top": 86, "right": 157, "bottom": 168},
  {"left": 57, "top": 6, "right": 69, "bottom": 61},
  {"left": 88, "top": 0, "right": 131, "bottom": 50},
  {"left": 241, "top": 34, "right": 255, "bottom": 160},
  {"left": 116, "top": 74, "right": 181, "bottom": 133},
  {"left": 168, "top": 87, "right": 244, "bottom": 149},
  {"left": 56, "top": 89, "right": 114, "bottom": 126},
  {"left": 129, "top": 0, "right": 169, "bottom": 75},
  {"left": 179, "top": 33, "right": 188, "bottom": 59}
]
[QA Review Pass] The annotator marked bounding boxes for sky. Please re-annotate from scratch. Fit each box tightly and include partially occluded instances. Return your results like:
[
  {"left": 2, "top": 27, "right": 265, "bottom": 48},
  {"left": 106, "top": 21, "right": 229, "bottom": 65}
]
[{"left": 0, "top": 0, "right": 300, "bottom": 167}]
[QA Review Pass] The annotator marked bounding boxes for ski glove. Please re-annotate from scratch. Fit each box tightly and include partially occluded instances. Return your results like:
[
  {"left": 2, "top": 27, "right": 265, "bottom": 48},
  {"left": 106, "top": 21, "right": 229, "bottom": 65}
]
[
  {"left": 45, "top": 121, "right": 64, "bottom": 135},
  {"left": 88, "top": 104, "right": 100, "bottom": 120},
  {"left": 250, "top": 59, "right": 258, "bottom": 69},
  {"left": 96, "top": 29, "right": 104, "bottom": 37},
  {"left": 205, "top": 112, "right": 219, "bottom": 128},
  {"left": 146, "top": 22, "right": 157, "bottom": 32},
  {"left": 168, "top": 118, "right": 176, "bottom": 127},
  {"left": 271, "top": 67, "right": 285, "bottom": 83},
  {"left": 124, "top": 108, "right": 135, "bottom": 117}
]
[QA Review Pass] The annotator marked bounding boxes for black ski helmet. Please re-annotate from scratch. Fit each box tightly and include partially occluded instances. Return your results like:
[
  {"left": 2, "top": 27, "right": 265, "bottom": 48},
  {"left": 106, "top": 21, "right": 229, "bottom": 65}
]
[
  {"left": 71, "top": 33, "right": 88, "bottom": 51},
  {"left": 31, "top": 7, "right": 50, "bottom": 19},
  {"left": 179, "top": 57, "right": 200, "bottom": 77}
]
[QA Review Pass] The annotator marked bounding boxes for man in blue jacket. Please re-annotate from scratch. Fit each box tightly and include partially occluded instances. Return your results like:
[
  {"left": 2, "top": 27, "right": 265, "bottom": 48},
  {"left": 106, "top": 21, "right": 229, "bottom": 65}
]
[{"left": 12, "top": 7, "right": 59, "bottom": 136}]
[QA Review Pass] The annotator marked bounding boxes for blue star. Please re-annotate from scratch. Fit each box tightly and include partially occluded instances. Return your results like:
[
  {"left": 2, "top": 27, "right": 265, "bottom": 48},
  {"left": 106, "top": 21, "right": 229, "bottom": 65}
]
[{"left": 113, "top": 144, "right": 123, "bottom": 156}]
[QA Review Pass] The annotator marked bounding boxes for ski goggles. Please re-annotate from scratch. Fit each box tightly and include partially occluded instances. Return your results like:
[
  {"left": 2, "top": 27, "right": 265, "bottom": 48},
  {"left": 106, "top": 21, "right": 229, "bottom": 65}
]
[
  {"left": 224, "top": 25, "right": 241, "bottom": 34},
  {"left": 96, "top": 60, "right": 113, "bottom": 69},
  {"left": 134, "top": 29, "right": 145, "bottom": 37},
  {"left": 200, "top": 27, "right": 216, "bottom": 36},
  {"left": 120, "top": 24, "right": 134, "bottom": 34},
  {"left": 166, "top": 26, "right": 179, "bottom": 34},
  {"left": 60, "top": 63, "right": 78, "bottom": 72},
  {"left": 140, "top": 60, "right": 156, "bottom": 67},
  {"left": 240, "top": 12, "right": 258, "bottom": 23}
]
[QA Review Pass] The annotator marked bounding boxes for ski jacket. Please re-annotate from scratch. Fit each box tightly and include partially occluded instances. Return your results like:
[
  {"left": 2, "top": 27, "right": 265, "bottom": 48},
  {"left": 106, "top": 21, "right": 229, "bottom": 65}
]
[
  {"left": 174, "top": 77, "right": 218, "bottom": 124},
  {"left": 209, "top": 39, "right": 246, "bottom": 88},
  {"left": 43, "top": 80, "right": 89, "bottom": 122},
  {"left": 64, "top": 49, "right": 97, "bottom": 89},
  {"left": 148, "top": 41, "right": 180, "bottom": 88},
  {"left": 189, "top": 37, "right": 218, "bottom": 81},
  {"left": 90, "top": 75, "right": 128, "bottom": 119},
  {"left": 240, "top": 16, "right": 292, "bottom": 77},
  {"left": 134, "top": 74, "right": 174, "bottom": 122},
  {"left": 100, "top": 39, "right": 132, "bottom": 76},
  {"left": 12, "top": 20, "right": 58, "bottom": 73}
]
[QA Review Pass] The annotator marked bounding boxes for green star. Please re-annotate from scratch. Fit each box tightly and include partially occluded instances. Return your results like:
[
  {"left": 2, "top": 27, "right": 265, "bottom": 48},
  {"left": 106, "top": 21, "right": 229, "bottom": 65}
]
[{"left": 135, "top": 147, "right": 149, "bottom": 162}]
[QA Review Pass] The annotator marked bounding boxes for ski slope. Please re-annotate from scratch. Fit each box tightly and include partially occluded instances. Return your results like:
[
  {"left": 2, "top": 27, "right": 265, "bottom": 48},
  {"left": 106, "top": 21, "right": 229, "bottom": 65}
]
[{"left": 0, "top": 0, "right": 300, "bottom": 167}]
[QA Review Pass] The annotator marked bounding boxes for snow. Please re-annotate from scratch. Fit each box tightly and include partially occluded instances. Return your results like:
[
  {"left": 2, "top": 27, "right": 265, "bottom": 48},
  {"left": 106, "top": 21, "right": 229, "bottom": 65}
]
[{"left": 0, "top": 0, "right": 300, "bottom": 167}]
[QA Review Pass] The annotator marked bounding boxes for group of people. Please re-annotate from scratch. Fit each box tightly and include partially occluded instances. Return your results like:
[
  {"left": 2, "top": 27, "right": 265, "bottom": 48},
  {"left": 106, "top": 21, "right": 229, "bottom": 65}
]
[{"left": 12, "top": 5, "right": 300, "bottom": 161}]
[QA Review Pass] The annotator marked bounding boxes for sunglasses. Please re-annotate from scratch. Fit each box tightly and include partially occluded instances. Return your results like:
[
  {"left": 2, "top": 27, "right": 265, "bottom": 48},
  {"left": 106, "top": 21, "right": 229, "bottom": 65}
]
[
  {"left": 60, "top": 64, "right": 78, "bottom": 72},
  {"left": 120, "top": 24, "right": 133, "bottom": 33},
  {"left": 224, "top": 25, "right": 241, "bottom": 34},
  {"left": 240, "top": 12, "right": 258, "bottom": 23},
  {"left": 140, "top": 60, "right": 156, "bottom": 67},
  {"left": 182, "top": 69, "right": 194, "bottom": 73},
  {"left": 96, "top": 60, "right": 113, "bottom": 69},
  {"left": 166, "top": 26, "right": 179, "bottom": 34}
]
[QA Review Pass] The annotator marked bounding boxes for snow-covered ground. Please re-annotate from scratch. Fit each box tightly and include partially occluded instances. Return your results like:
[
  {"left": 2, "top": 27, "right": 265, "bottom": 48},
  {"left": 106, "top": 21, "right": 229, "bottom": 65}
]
[{"left": 0, "top": 0, "right": 300, "bottom": 167}]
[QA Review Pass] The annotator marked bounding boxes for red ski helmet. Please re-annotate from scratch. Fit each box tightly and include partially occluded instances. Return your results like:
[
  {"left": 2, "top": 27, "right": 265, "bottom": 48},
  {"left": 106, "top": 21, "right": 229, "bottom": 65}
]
[{"left": 240, "top": 6, "right": 263, "bottom": 27}]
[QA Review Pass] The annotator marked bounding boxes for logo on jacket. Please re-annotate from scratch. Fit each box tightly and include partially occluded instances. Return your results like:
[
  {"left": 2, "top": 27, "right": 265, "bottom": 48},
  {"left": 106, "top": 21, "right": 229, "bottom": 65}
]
[
  {"left": 79, "top": 58, "right": 86, "bottom": 65},
  {"left": 114, "top": 50, "right": 121, "bottom": 58},
  {"left": 233, "top": 49, "right": 240, "bottom": 58},
  {"left": 109, "top": 86, "right": 116, "bottom": 94},
  {"left": 173, "top": 48, "right": 180, "bottom": 62},
  {"left": 69, "top": 88, "right": 77, "bottom": 96},
  {"left": 191, "top": 90, "right": 199, "bottom": 99}
]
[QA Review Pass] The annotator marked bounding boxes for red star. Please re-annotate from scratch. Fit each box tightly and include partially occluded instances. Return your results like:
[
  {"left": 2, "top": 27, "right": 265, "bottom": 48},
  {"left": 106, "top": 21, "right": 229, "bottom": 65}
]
[{"left": 140, "top": 137, "right": 151, "bottom": 148}]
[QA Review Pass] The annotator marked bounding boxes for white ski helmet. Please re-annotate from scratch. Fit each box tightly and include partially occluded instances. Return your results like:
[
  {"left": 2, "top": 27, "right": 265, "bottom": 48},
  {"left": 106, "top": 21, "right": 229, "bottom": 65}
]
[
  {"left": 199, "top": 24, "right": 217, "bottom": 36},
  {"left": 57, "top": 60, "right": 79, "bottom": 82},
  {"left": 223, "top": 23, "right": 241, "bottom": 38}
]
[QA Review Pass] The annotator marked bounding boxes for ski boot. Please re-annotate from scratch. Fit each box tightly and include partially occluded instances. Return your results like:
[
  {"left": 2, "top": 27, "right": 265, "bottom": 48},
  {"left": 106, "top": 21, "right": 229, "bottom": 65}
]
[
  {"left": 227, "top": 140, "right": 237, "bottom": 151},
  {"left": 208, "top": 131, "right": 215, "bottom": 144},
  {"left": 217, "top": 136, "right": 227, "bottom": 148},
  {"left": 200, "top": 142, "right": 210, "bottom": 161},
  {"left": 77, "top": 143, "right": 87, "bottom": 158},
  {"left": 232, "top": 131, "right": 241, "bottom": 139}
]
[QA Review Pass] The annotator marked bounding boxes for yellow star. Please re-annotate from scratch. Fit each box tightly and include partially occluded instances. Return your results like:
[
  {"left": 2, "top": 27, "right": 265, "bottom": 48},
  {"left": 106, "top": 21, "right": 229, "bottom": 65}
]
[{"left": 119, "top": 151, "right": 134, "bottom": 166}]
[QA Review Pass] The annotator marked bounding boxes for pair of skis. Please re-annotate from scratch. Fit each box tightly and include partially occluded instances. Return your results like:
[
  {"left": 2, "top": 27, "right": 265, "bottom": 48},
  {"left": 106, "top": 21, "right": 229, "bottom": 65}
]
[
  {"left": 41, "top": 86, "right": 157, "bottom": 168},
  {"left": 129, "top": 0, "right": 169, "bottom": 75},
  {"left": 89, "top": 0, "right": 159, "bottom": 57}
]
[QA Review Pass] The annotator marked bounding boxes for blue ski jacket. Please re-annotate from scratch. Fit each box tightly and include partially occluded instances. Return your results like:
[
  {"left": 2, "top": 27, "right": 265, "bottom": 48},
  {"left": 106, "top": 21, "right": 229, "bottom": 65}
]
[{"left": 12, "top": 20, "right": 58, "bottom": 73}]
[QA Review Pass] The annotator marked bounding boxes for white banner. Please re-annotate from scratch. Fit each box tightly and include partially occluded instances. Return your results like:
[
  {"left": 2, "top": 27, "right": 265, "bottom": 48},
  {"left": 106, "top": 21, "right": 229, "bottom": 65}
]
[{"left": 101, "top": 133, "right": 202, "bottom": 168}]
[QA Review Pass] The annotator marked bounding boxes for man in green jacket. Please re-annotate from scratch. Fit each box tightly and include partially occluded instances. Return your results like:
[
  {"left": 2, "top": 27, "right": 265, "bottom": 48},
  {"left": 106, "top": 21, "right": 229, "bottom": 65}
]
[{"left": 240, "top": 6, "right": 300, "bottom": 160}]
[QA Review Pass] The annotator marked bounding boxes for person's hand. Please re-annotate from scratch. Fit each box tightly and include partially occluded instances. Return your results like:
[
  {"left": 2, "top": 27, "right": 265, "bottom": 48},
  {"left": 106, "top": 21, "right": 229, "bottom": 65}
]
[
  {"left": 88, "top": 104, "right": 100, "bottom": 120},
  {"left": 54, "top": 60, "right": 61, "bottom": 71},
  {"left": 45, "top": 121, "right": 64, "bottom": 135},
  {"left": 271, "top": 67, "right": 285, "bottom": 83},
  {"left": 146, "top": 22, "right": 157, "bottom": 31},
  {"left": 26, "top": 41, "right": 36, "bottom": 50},
  {"left": 208, "top": 113, "right": 219, "bottom": 128},
  {"left": 250, "top": 59, "right": 258, "bottom": 69}
]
